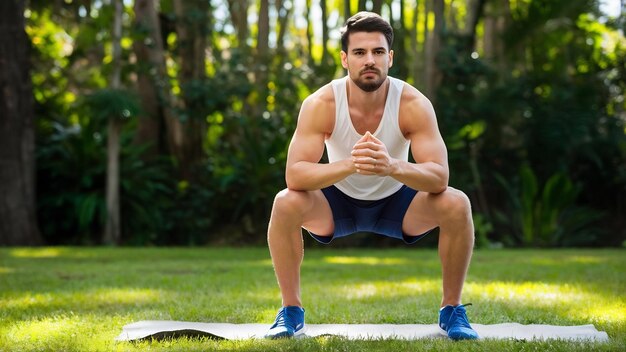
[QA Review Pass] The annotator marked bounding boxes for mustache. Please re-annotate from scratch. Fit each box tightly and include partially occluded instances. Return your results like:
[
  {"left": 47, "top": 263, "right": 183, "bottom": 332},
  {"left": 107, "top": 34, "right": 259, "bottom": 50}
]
[{"left": 360, "top": 67, "right": 380, "bottom": 75}]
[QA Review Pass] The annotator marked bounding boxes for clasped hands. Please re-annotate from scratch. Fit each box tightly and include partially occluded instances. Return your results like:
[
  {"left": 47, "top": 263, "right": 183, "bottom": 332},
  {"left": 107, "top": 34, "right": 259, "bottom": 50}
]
[{"left": 351, "top": 131, "right": 395, "bottom": 176}]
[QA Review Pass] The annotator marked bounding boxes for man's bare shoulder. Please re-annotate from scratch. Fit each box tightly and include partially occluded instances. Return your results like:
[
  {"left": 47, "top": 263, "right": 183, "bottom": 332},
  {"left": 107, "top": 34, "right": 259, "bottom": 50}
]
[
  {"left": 399, "top": 82, "right": 437, "bottom": 134},
  {"left": 297, "top": 83, "right": 335, "bottom": 135},
  {"left": 302, "top": 83, "right": 335, "bottom": 110},
  {"left": 399, "top": 82, "right": 434, "bottom": 113}
]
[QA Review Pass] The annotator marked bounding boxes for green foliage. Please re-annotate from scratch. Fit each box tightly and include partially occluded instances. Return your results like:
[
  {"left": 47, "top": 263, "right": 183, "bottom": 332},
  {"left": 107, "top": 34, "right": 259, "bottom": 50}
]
[
  {"left": 27, "top": 1, "right": 626, "bottom": 247},
  {"left": 82, "top": 89, "right": 140, "bottom": 121},
  {"left": 37, "top": 122, "right": 105, "bottom": 244},
  {"left": 472, "top": 213, "right": 494, "bottom": 249},
  {"left": 36, "top": 119, "right": 177, "bottom": 245},
  {"left": 199, "top": 55, "right": 307, "bottom": 241},
  {"left": 435, "top": 4, "right": 626, "bottom": 247},
  {"left": 494, "top": 165, "right": 605, "bottom": 247}
]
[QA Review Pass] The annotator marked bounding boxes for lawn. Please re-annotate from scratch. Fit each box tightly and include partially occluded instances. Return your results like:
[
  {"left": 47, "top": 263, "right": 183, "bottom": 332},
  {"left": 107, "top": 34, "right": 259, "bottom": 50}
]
[{"left": 0, "top": 246, "right": 624, "bottom": 351}]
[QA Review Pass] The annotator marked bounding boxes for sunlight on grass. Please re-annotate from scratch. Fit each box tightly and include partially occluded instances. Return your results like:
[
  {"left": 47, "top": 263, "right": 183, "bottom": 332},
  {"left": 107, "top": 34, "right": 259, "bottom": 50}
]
[
  {"left": 568, "top": 303, "right": 626, "bottom": 324},
  {"left": 8, "top": 247, "right": 96, "bottom": 259},
  {"left": 2, "top": 314, "right": 131, "bottom": 351},
  {"left": 255, "top": 259, "right": 273, "bottom": 266},
  {"left": 260, "top": 307, "right": 281, "bottom": 322},
  {"left": 8, "top": 316, "right": 75, "bottom": 340},
  {"left": 1, "top": 288, "right": 163, "bottom": 311},
  {"left": 467, "top": 281, "right": 586, "bottom": 304},
  {"left": 466, "top": 281, "right": 625, "bottom": 324},
  {"left": 0, "top": 267, "right": 15, "bottom": 274},
  {"left": 338, "top": 279, "right": 440, "bottom": 299},
  {"left": 529, "top": 256, "right": 608, "bottom": 265},
  {"left": 323, "top": 256, "right": 411, "bottom": 265},
  {"left": 5, "top": 315, "right": 86, "bottom": 348},
  {"left": 10, "top": 247, "right": 65, "bottom": 258}
]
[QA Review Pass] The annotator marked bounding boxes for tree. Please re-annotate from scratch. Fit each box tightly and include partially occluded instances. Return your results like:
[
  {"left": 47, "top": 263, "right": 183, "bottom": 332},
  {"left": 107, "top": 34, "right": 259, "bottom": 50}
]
[
  {"left": 409, "top": 0, "right": 422, "bottom": 86},
  {"left": 275, "top": 0, "right": 292, "bottom": 56},
  {"left": 170, "top": 0, "right": 210, "bottom": 180},
  {"left": 424, "top": 0, "right": 444, "bottom": 99},
  {"left": 483, "top": 0, "right": 511, "bottom": 74},
  {"left": 0, "top": 0, "right": 43, "bottom": 245},
  {"left": 320, "top": 0, "right": 332, "bottom": 65},
  {"left": 132, "top": 0, "right": 173, "bottom": 158},
  {"left": 227, "top": 0, "right": 250, "bottom": 50},
  {"left": 103, "top": 0, "right": 124, "bottom": 245},
  {"left": 372, "top": 0, "right": 384, "bottom": 14}
]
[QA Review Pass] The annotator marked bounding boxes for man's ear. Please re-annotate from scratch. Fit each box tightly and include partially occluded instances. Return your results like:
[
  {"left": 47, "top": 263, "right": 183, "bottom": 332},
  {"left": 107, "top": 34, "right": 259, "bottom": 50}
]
[
  {"left": 341, "top": 51, "right": 348, "bottom": 69},
  {"left": 388, "top": 49, "right": 394, "bottom": 68}
]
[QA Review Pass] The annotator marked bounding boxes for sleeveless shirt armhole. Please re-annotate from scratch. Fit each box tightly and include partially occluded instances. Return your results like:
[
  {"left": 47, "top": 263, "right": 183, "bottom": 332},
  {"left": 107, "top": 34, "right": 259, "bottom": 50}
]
[
  {"left": 328, "top": 77, "right": 346, "bottom": 140},
  {"left": 390, "top": 78, "right": 409, "bottom": 143}
]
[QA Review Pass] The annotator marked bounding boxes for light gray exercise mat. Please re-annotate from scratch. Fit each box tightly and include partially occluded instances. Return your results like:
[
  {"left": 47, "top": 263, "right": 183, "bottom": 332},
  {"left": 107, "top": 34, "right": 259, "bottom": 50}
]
[{"left": 115, "top": 320, "right": 609, "bottom": 342}]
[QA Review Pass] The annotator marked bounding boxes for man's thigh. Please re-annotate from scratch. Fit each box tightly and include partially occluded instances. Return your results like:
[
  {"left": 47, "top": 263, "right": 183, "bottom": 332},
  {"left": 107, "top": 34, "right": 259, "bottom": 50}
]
[
  {"left": 401, "top": 190, "right": 442, "bottom": 236},
  {"left": 300, "top": 189, "right": 334, "bottom": 237}
]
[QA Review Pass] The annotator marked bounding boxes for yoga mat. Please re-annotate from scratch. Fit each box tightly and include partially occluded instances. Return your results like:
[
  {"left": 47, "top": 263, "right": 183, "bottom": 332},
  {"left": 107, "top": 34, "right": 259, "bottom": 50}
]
[{"left": 115, "top": 321, "right": 609, "bottom": 342}]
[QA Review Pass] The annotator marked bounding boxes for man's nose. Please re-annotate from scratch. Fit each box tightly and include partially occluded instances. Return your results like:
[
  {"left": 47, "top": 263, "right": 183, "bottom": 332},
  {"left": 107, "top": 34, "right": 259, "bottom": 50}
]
[{"left": 365, "top": 52, "right": 375, "bottom": 65}]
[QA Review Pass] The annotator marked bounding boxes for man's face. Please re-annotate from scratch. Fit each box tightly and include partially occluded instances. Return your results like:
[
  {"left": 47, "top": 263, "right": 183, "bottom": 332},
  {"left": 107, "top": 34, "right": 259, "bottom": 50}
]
[{"left": 341, "top": 31, "right": 393, "bottom": 92}]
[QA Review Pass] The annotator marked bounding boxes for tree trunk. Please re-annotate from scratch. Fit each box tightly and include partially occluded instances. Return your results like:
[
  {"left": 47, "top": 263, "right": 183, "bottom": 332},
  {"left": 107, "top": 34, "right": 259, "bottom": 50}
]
[
  {"left": 410, "top": 0, "right": 421, "bottom": 87},
  {"left": 320, "top": 0, "right": 331, "bottom": 64},
  {"left": 448, "top": 0, "right": 459, "bottom": 32},
  {"left": 306, "top": 0, "right": 314, "bottom": 64},
  {"left": 391, "top": 0, "right": 409, "bottom": 79},
  {"left": 344, "top": 0, "right": 351, "bottom": 20},
  {"left": 484, "top": 0, "right": 510, "bottom": 75},
  {"left": 103, "top": 0, "right": 123, "bottom": 245},
  {"left": 275, "top": 0, "right": 292, "bottom": 57},
  {"left": 483, "top": 2, "right": 496, "bottom": 60},
  {"left": 371, "top": 0, "right": 384, "bottom": 14},
  {"left": 0, "top": 0, "right": 43, "bottom": 245},
  {"left": 171, "top": 0, "right": 209, "bottom": 180},
  {"left": 227, "top": 0, "right": 249, "bottom": 49},
  {"left": 461, "top": 0, "right": 486, "bottom": 52},
  {"left": 257, "top": 0, "right": 270, "bottom": 58},
  {"left": 422, "top": 0, "right": 430, "bottom": 88},
  {"left": 424, "top": 0, "right": 444, "bottom": 101},
  {"left": 132, "top": 0, "right": 171, "bottom": 158},
  {"left": 254, "top": 0, "right": 270, "bottom": 109},
  {"left": 358, "top": 0, "right": 368, "bottom": 12}
]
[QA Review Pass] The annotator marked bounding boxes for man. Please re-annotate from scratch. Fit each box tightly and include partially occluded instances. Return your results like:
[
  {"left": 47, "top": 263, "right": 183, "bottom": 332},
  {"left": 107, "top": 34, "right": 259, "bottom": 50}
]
[{"left": 265, "top": 11, "right": 478, "bottom": 341}]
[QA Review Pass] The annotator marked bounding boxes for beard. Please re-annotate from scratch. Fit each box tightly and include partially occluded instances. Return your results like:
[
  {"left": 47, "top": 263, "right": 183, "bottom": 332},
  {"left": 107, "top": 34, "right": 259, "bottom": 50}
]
[{"left": 352, "top": 68, "right": 386, "bottom": 92}]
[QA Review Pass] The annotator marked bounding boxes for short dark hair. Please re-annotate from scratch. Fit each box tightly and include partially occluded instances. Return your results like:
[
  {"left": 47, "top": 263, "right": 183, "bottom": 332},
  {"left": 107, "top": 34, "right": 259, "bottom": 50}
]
[{"left": 340, "top": 12, "right": 394, "bottom": 52}]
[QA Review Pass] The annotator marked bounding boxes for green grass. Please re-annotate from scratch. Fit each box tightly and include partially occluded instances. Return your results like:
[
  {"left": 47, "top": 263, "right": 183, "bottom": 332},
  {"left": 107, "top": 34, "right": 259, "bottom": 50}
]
[{"left": 0, "top": 246, "right": 624, "bottom": 351}]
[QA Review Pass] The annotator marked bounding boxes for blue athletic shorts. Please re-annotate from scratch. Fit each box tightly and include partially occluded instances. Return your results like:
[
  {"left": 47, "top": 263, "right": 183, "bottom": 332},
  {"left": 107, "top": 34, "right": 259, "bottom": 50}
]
[{"left": 307, "top": 185, "right": 435, "bottom": 244}]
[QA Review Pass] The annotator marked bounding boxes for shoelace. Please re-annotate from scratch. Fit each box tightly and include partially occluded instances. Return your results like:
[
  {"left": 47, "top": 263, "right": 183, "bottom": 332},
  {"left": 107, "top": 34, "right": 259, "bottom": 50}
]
[
  {"left": 447, "top": 303, "right": 473, "bottom": 329},
  {"left": 272, "top": 308, "right": 297, "bottom": 329}
]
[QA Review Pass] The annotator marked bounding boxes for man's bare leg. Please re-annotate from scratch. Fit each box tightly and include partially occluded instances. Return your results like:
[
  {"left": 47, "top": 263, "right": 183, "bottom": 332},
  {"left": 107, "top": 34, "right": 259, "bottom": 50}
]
[
  {"left": 403, "top": 187, "right": 478, "bottom": 340},
  {"left": 434, "top": 189, "right": 474, "bottom": 307},
  {"left": 267, "top": 188, "right": 334, "bottom": 307},
  {"left": 402, "top": 187, "right": 474, "bottom": 307}
]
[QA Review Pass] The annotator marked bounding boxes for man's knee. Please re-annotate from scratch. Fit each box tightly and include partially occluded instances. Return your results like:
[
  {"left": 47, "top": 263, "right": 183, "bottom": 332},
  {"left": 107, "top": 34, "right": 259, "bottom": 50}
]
[
  {"left": 436, "top": 188, "right": 472, "bottom": 218},
  {"left": 273, "top": 189, "right": 311, "bottom": 215}
]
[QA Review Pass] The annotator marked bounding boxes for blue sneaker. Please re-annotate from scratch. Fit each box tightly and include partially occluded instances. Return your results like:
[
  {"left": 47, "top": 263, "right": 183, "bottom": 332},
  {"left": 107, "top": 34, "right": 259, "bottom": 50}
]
[
  {"left": 264, "top": 306, "right": 306, "bottom": 339},
  {"left": 438, "top": 303, "right": 479, "bottom": 340}
]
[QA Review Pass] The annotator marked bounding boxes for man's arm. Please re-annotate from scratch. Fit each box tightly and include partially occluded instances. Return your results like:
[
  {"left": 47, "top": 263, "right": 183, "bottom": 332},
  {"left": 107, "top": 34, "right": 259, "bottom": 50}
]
[
  {"left": 285, "top": 87, "right": 356, "bottom": 191},
  {"left": 394, "top": 91, "right": 449, "bottom": 193},
  {"left": 351, "top": 86, "right": 449, "bottom": 193}
]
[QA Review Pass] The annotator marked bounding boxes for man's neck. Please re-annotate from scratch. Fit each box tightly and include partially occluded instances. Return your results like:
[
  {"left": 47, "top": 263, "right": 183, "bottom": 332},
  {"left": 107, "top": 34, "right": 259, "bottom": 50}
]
[{"left": 346, "top": 77, "right": 390, "bottom": 112}]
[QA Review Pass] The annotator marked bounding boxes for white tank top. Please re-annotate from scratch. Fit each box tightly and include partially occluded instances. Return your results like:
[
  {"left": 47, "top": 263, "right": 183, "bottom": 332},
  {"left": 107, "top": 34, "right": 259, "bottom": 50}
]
[{"left": 326, "top": 76, "right": 409, "bottom": 200}]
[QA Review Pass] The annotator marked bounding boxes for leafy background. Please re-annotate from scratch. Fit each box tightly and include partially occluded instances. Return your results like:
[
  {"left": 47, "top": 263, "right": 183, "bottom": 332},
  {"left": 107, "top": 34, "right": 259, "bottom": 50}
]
[{"left": 26, "top": 0, "right": 626, "bottom": 247}]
